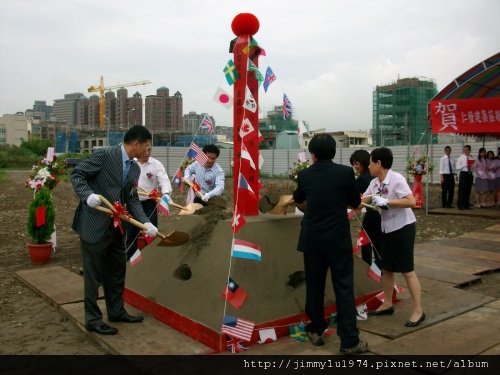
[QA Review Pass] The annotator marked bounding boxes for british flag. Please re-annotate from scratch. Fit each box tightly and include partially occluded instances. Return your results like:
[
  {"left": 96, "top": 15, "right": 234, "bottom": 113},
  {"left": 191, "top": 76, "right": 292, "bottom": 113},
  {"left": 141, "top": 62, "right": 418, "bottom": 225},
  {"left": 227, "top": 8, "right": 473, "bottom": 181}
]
[
  {"left": 226, "top": 334, "right": 248, "bottom": 353},
  {"left": 200, "top": 114, "right": 214, "bottom": 133},
  {"left": 283, "top": 93, "right": 292, "bottom": 120}
]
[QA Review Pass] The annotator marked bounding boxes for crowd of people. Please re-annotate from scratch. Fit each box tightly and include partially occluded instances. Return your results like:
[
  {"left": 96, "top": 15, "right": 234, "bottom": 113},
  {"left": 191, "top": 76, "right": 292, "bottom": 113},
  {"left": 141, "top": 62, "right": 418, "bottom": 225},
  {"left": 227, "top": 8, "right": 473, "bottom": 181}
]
[{"left": 443, "top": 145, "right": 500, "bottom": 210}]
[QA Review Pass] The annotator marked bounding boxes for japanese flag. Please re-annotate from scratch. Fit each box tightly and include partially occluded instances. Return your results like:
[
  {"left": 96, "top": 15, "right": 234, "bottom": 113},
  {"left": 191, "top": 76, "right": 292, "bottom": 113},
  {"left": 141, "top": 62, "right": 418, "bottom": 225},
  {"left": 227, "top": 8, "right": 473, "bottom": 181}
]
[{"left": 213, "top": 87, "right": 233, "bottom": 110}]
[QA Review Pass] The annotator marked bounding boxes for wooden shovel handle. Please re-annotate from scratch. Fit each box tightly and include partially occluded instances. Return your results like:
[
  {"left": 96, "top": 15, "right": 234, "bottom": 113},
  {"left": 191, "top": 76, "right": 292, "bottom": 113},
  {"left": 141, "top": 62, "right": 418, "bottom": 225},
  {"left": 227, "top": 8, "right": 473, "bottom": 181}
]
[
  {"left": 138, "top": 191, "right": 187, "bottom": 211},
  {"left": 182, "top": 177, "right": 205, "bottom": 199},
  {"left": 97, "top": 195, "right": 166, "bottom": 239}
]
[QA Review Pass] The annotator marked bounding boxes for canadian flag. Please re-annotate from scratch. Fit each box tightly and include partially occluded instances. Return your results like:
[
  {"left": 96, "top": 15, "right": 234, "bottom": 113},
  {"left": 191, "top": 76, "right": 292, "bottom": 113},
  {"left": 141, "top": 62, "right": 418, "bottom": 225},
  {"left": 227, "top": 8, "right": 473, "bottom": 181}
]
[{"left": 353, "top": 229, "right": 370, "bottom": 254}]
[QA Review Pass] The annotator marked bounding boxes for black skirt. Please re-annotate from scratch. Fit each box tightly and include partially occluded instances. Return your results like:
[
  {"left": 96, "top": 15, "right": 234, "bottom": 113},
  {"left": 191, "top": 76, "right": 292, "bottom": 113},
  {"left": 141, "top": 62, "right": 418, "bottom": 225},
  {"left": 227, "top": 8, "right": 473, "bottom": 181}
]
[{"left": 381, "top": 222, "right": 416, "bottom": 273}]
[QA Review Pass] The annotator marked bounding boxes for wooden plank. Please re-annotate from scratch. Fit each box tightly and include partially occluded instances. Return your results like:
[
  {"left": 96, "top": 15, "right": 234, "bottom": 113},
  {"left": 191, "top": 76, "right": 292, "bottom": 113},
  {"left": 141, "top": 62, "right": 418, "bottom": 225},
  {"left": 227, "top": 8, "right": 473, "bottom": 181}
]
[
  {"left": 460, "top": 231, "right": 500, "bottom": 243},
  {"left": 432, "top": 238, "right": 500, "bottom": 253},
  {"left": 485, "top": 224, "right": 500, "bottom": 231},
  {"left": 412, "top": 265, "right": 481, "bottom": 286},
  {"left": 414, "top": 255, "right": 490, "bottom": 275},
  {"left": 416, "top": 243, "right": 500, "bottom": 262},
  {"left": 414, "top": 245, "right": 500, "bottom": 271}
]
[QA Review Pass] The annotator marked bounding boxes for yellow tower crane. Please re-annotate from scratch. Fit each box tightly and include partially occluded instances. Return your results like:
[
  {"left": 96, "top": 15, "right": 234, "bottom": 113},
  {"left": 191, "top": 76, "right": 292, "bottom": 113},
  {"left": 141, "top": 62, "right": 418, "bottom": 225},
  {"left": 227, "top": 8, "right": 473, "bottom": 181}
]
[{"left": 88, "top": 76, "right": 151, "bottom": 128}]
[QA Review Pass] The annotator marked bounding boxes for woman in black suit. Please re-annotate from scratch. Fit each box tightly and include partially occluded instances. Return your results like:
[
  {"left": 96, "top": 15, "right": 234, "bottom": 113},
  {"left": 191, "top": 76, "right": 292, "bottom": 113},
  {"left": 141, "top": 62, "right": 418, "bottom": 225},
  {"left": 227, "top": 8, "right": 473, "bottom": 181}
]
[{"left": 350, "top": 150, "right": 382, "bottom": 266}]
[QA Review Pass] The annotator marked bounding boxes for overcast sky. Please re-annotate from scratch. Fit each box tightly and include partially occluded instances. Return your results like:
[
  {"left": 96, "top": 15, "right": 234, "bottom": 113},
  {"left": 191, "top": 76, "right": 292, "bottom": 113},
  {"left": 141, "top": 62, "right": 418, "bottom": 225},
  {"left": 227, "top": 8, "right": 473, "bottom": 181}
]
[{"left": 1, "top": 0, "right": 498, "bottom": 132}]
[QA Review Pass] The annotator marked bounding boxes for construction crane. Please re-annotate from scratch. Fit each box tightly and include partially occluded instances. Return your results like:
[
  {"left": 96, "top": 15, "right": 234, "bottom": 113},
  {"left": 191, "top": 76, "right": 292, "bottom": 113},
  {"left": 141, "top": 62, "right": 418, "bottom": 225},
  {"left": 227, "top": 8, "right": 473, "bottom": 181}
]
[{"left": 88, "top": 76, "right": 151, "bottom": 128}]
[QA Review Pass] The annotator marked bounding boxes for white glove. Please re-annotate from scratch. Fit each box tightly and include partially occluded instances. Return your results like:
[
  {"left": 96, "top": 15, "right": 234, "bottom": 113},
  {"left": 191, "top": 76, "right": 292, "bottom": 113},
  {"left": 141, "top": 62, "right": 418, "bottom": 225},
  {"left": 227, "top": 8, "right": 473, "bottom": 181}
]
[
  {"left": 202, "top": 193, "right": 210, "bottom": 201},
  {"left": 372, "top": 196, "right": 389, "bottom": 209},
  {"left": 86, "top": 194, "right": 101, "bottom": 208},
  {"left": 143, "top": 222, "right": 158, "bottom": 238}
]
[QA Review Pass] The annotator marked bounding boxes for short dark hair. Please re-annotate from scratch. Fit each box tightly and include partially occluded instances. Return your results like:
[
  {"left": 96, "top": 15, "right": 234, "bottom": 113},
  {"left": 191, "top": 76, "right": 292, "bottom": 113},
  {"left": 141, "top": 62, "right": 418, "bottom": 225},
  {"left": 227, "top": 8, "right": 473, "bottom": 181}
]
[
  {"left": 123, "top": 125, "right": 152, "bottom": 144},
  {"left": 370, "top": 147, "right": 393, "bottom": 169},
  {"left": 463, "top": 145, "right": 471, "bottom": 151},
  {"left": 203, "top": 144, "right": 220, "bottom": 157},
  {"left": 308, "top": 133, "right": 336, "bottom": 160},
  {"left": 350, "top": 149, "right": 370, "bottom": 169},
  {"left": 444, "top": 146, "right": 451, "bottom": 151}
]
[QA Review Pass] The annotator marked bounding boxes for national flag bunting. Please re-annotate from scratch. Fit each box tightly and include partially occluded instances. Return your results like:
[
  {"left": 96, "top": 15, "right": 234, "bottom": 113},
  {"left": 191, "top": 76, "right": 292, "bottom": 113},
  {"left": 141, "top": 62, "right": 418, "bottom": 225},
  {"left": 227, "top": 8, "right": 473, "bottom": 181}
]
[
  {"left": 394, "top": 284, "right": 406, "bottom": 294},
  {"left": 356, "top": 303, "right": 368, "bottom": 320},
  {"left": 258, "top": 152, "right": 264, "bottom": 169},
  {"left": 231, "top": 206, "right": 246, "bottom": 234},
  {"left": 298, "top": 120, "right": 309, "bottom": 142},
  {"left": 186, "top": 187, "right": 195, "bottom": 205},
  {"left": 243, "top": 86, "right": 257, "bottom": 113},
  {"left": 258, "top": 328, "right": 277, "bottom": 344},
  {"left": 140, "top": 230, "right": 155, "bottom": 245},
  {"left": 289, "top": 323, "right": 308, "bottom": 342},
  {"left": 232, "top": 238, "right": 262, "bottom": 261},
  {"left": 213, "top": 87, "right": 233, "bottom": 110},
  {"left": 238, "top": 173, "right": 257, "bottom": 200},
  {"left": 157, "top": 195, "right": 170, "bottom": 217},
  {"left": 129, "top": 249, "right": 143, "bottom": 266},
  {"left": 222, "top": 277, "right": 248, "bottom": 310},
  {"left": 223, "top": 60, "right": 239, "bottom": 85},
  {"left": 241, "top": 142, "right": 256, "bottom": 170},
  {"left": 368, "top": 262, "right": 382, "bottom": 282},
  {"left": 187, "top": 143, "right": 209, "bottom": 165},
  {"left": 263, "top": 67, "right": 276, "bottom": 93},
  {"left": 257, "top": 130, "right": 264, "bottom": 143},
  {"left": 200, "top": 114, "right": 214, "bottom": 133},
  {"left": 283, "top": 93, "right": 292, "bottom": 120},
  {"left": 239, "top": 118, "right": 255, "bottom": 139},
  {"left": 226, "top": 334, "right": 248, "bottom": 353},
  {"left": 353, "top": 229, "right": 371, "bottom": 254},
  {"left": 347, "top": 209, "right": 355, "bottom": 219},
  {"left": 221, "top": 315, "right": 254, "bottom": 342},
  {"left": 173, "top": 169, "right": 183, "bottom": 193},
  {"left": 248, "top": 60, "right": 263, "bottom": 88},
  {"left": 375, "top": 291, "right": 385, "bottom": 302}
]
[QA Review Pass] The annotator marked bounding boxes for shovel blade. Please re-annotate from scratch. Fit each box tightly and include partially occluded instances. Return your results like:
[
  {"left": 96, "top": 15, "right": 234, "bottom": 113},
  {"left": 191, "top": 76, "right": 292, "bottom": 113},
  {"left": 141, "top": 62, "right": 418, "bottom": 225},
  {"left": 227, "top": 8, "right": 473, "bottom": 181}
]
[{"left": 156, "top": 230, "right": 190, "bottom": 247}]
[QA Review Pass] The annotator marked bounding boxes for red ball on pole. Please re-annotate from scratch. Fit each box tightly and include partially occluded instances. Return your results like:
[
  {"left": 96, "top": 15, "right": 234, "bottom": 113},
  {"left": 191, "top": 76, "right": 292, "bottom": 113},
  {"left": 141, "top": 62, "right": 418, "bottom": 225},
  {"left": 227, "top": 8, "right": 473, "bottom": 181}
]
[{"left": 231, "top": 13, "right": 260, "bottom": 36}]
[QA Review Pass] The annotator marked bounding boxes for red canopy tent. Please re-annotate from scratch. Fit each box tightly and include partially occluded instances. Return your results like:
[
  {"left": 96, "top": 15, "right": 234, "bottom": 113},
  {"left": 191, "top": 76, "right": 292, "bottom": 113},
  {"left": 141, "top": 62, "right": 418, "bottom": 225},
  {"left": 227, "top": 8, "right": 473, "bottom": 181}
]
[{"left": 429, "top": 52, "right": 500, "bottom": 138}]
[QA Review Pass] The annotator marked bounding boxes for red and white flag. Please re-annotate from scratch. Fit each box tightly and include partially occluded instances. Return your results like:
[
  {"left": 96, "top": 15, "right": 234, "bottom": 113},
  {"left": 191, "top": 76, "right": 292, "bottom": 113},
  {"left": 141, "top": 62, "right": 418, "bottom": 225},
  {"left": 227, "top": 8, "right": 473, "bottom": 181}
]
[
  {"left": 394, "top": 284, "right": 406, "bottom": 294},
  {"left": 231, "top": 206, "right": 246, "bottom": 234},
  {"left": 129, "top": 249, "right": 143, "bottom": 266},
  {"left": 213, "top": 87, "right": 233, "bottom": 110},
  {"left": 140, "top": 230, "right": 155, "bottom": 245},
  {"left": 258, "top": 328, "right": 277, "bottom": 344},
  {"left": 353, "top": 229, "right": 370, "bottom": 254},
  {"left": 241, "top": 142, "right": 256, "bottom": 170},
  {"left": 375, "top": 291, "right": 385, "bottom": 302},
  {"left": 368, "top": 262, "right": 381, "bottom": 282},
  {"left": 239, "top": 118, "right": 255, "bottom": 139},
  {"left": 347, "top": 209, "right": 355, "bottom": 219},
  {"left": 243, "top": 86, "right": 257, "bottom": 113}
]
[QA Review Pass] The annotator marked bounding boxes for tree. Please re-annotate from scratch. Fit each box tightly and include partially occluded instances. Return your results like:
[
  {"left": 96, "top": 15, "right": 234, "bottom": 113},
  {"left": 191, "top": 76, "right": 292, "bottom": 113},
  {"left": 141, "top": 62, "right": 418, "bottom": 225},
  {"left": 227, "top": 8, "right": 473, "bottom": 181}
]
[{"left": 20, "top": 138, "right": 54, "bottom": 156}]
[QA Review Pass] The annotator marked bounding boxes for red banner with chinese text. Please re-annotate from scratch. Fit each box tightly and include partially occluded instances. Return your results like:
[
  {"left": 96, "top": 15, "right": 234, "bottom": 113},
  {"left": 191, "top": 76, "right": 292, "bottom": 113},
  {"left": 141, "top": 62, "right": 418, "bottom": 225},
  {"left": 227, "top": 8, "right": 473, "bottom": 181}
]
[{"left": 430, "top": 98, "right": 500, "bottom": 135}]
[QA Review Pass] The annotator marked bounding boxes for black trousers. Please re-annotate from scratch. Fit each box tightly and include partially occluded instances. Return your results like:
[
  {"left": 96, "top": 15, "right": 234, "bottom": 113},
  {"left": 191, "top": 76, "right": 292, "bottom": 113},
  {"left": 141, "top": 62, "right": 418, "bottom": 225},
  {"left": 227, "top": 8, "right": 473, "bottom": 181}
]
[
  {"left": 80, "top": 224, "right": 127, "bottom": 329},
  {"left": 125, "top": 199, "right": 158, "bottom": 259},
  {"left": 441, "top": 174, "right": 455, "bottom": 207},
  {"left": 303, "top": 252, "right": 359, "bottom": 349},
  {"left": 361, "top": 211, "right": 382, "bottom": 266},
  {"left": 457, "top": 171, "right": 473, "bottom": 208}
]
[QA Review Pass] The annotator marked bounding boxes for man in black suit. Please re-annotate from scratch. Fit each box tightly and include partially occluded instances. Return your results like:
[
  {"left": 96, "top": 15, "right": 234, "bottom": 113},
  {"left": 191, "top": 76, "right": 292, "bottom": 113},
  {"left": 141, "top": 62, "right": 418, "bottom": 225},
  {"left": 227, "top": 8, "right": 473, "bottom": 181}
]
[
  {"left": 71, "top": 125, "right": 158, "bottom": 335},
  {"left": 293, "top": 133, "right": 368, "bottom": 354}
]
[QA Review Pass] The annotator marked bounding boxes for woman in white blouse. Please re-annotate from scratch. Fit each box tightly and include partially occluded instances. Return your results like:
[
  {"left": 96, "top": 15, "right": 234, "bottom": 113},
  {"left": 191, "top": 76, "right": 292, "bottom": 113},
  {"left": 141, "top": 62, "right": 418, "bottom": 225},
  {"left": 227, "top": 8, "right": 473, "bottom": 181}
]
[{"left": 361, "top": 147, "right": 425, "bottom": 328}]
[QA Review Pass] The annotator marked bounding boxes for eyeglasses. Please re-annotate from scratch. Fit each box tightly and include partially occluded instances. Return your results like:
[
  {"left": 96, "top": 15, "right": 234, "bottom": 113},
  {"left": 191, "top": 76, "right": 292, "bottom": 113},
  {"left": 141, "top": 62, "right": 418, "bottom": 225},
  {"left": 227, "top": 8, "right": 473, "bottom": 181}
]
[{"left": 145, "top": 146, "right": 153, "bottom": 152}]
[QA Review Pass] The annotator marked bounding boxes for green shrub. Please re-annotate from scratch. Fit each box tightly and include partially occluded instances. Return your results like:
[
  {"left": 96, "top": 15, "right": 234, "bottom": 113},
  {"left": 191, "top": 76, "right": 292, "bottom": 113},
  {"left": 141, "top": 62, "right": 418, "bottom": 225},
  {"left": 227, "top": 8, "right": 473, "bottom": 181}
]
[{"left": 26, "top": 187, "right": 55, "bottom": 244}]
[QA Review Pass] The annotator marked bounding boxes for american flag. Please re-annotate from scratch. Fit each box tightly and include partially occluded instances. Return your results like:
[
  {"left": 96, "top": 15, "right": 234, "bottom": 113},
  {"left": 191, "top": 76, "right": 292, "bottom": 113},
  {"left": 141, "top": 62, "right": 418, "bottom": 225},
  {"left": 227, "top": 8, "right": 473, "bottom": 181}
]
[
  {"left": 187, "top": 143, "right": 209, "bottom": 165},
  {"left": 226, "top": 334, "right": 248, "bottom": 353},
  {"left": 221, "top": 315, "right": 254, "bottom": 342},
  {"left": 283, "top": 93, "right": 292, "bottom": 120},
  {"left": 200, "top": 114, "right": 214, "bottom": 133}
]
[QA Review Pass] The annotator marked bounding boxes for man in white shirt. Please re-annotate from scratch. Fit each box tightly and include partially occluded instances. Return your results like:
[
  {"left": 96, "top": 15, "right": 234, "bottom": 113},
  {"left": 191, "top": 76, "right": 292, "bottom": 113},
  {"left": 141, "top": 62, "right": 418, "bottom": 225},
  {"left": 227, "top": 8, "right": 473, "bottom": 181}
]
[
  {"left": 183, "top": 144, "right": 225, "bottom": 206},
  {"left": 455, "top": 145, "right": 474, "bottom": 210},
  {"left": 439, "top": 146, "right": 456, "bottom": 208},
  {"left": 125, "top": 146, "right": 172, "bottom": 259}
]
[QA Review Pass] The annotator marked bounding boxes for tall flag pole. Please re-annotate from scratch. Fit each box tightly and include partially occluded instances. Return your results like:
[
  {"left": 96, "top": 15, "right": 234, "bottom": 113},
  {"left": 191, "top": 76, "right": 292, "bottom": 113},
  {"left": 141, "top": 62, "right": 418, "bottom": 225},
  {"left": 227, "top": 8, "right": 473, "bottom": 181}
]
[{"left": 231, "top": 13, "right": 261, "bottom": 216}]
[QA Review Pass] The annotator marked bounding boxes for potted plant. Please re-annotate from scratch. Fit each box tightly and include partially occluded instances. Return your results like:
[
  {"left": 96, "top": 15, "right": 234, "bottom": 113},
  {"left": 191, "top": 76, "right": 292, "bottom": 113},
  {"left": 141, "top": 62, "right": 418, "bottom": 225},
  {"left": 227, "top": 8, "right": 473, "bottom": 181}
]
[{"left": 25, "top": 156, "right": 64, "bottom": 264}]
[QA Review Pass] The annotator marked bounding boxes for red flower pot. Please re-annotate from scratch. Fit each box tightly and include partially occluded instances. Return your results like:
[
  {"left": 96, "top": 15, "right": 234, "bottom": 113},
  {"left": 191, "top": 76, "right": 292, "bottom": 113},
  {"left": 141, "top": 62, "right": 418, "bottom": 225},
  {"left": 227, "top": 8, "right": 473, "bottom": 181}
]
[{"left": 27, "top": 242, "right": 53, "bottom": 265}]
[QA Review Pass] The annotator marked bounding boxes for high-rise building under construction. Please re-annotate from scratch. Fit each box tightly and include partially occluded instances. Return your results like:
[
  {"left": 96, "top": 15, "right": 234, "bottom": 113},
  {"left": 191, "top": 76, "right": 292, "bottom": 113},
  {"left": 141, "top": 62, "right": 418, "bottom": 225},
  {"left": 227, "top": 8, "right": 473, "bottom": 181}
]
[{"left": 373, "top": 77, "right": 437, "bottom": 146}]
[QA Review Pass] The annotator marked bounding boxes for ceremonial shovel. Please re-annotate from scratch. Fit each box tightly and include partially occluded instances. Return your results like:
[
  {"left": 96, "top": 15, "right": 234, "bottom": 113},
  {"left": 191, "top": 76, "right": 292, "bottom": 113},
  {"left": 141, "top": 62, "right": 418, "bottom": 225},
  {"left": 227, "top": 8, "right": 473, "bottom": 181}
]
[{"left": 95, "top": 195, "right": 189, "bottom": 247}]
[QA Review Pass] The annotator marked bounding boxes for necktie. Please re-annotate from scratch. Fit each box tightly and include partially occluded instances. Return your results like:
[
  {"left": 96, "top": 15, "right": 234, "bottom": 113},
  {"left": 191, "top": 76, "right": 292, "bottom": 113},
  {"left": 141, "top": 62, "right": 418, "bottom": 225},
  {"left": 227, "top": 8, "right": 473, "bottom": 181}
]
[
  {"left": 448, "top": 157, "right": 452, "bottom": 174},
  {"left": 122, "top": 160, "right": 131, "bottom": 185}
]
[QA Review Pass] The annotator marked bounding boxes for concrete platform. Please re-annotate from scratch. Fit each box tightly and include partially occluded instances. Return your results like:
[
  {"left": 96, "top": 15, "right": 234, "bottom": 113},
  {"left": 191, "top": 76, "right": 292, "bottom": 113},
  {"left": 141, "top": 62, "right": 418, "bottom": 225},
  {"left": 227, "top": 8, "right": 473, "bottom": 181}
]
[
  {"left": 14, "top": 224, "right": 500, "bottom": 356},
  {"left": 429, "top": 207, "right": 500, "bottom": 219}
]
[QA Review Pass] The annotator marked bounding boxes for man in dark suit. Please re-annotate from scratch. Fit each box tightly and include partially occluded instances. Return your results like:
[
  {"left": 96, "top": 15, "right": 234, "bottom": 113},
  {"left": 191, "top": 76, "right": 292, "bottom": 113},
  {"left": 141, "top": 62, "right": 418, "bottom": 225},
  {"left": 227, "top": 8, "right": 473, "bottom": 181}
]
[
  {"left": 71, "top": 125, "right": 158, "bottom": 335},
  {"left": 293, "top": 133, "right": 368, "bottom": 354}
]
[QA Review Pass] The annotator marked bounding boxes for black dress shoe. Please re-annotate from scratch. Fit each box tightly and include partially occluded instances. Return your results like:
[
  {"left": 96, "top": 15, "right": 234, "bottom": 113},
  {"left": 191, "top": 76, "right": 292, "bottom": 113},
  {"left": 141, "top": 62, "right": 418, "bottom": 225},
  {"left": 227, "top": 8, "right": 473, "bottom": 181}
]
[
  {"left": 405, "top": 312, "right": 426, "bottom": 327},
  {"left": 368, "top": 306, "right": 394, "bottom": 316},
  {"left": 87, "top": 323, "right": 118, "bottom": 335},
  {"left": 109, "top": 314, "right": 144, "bottom": 323}
]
